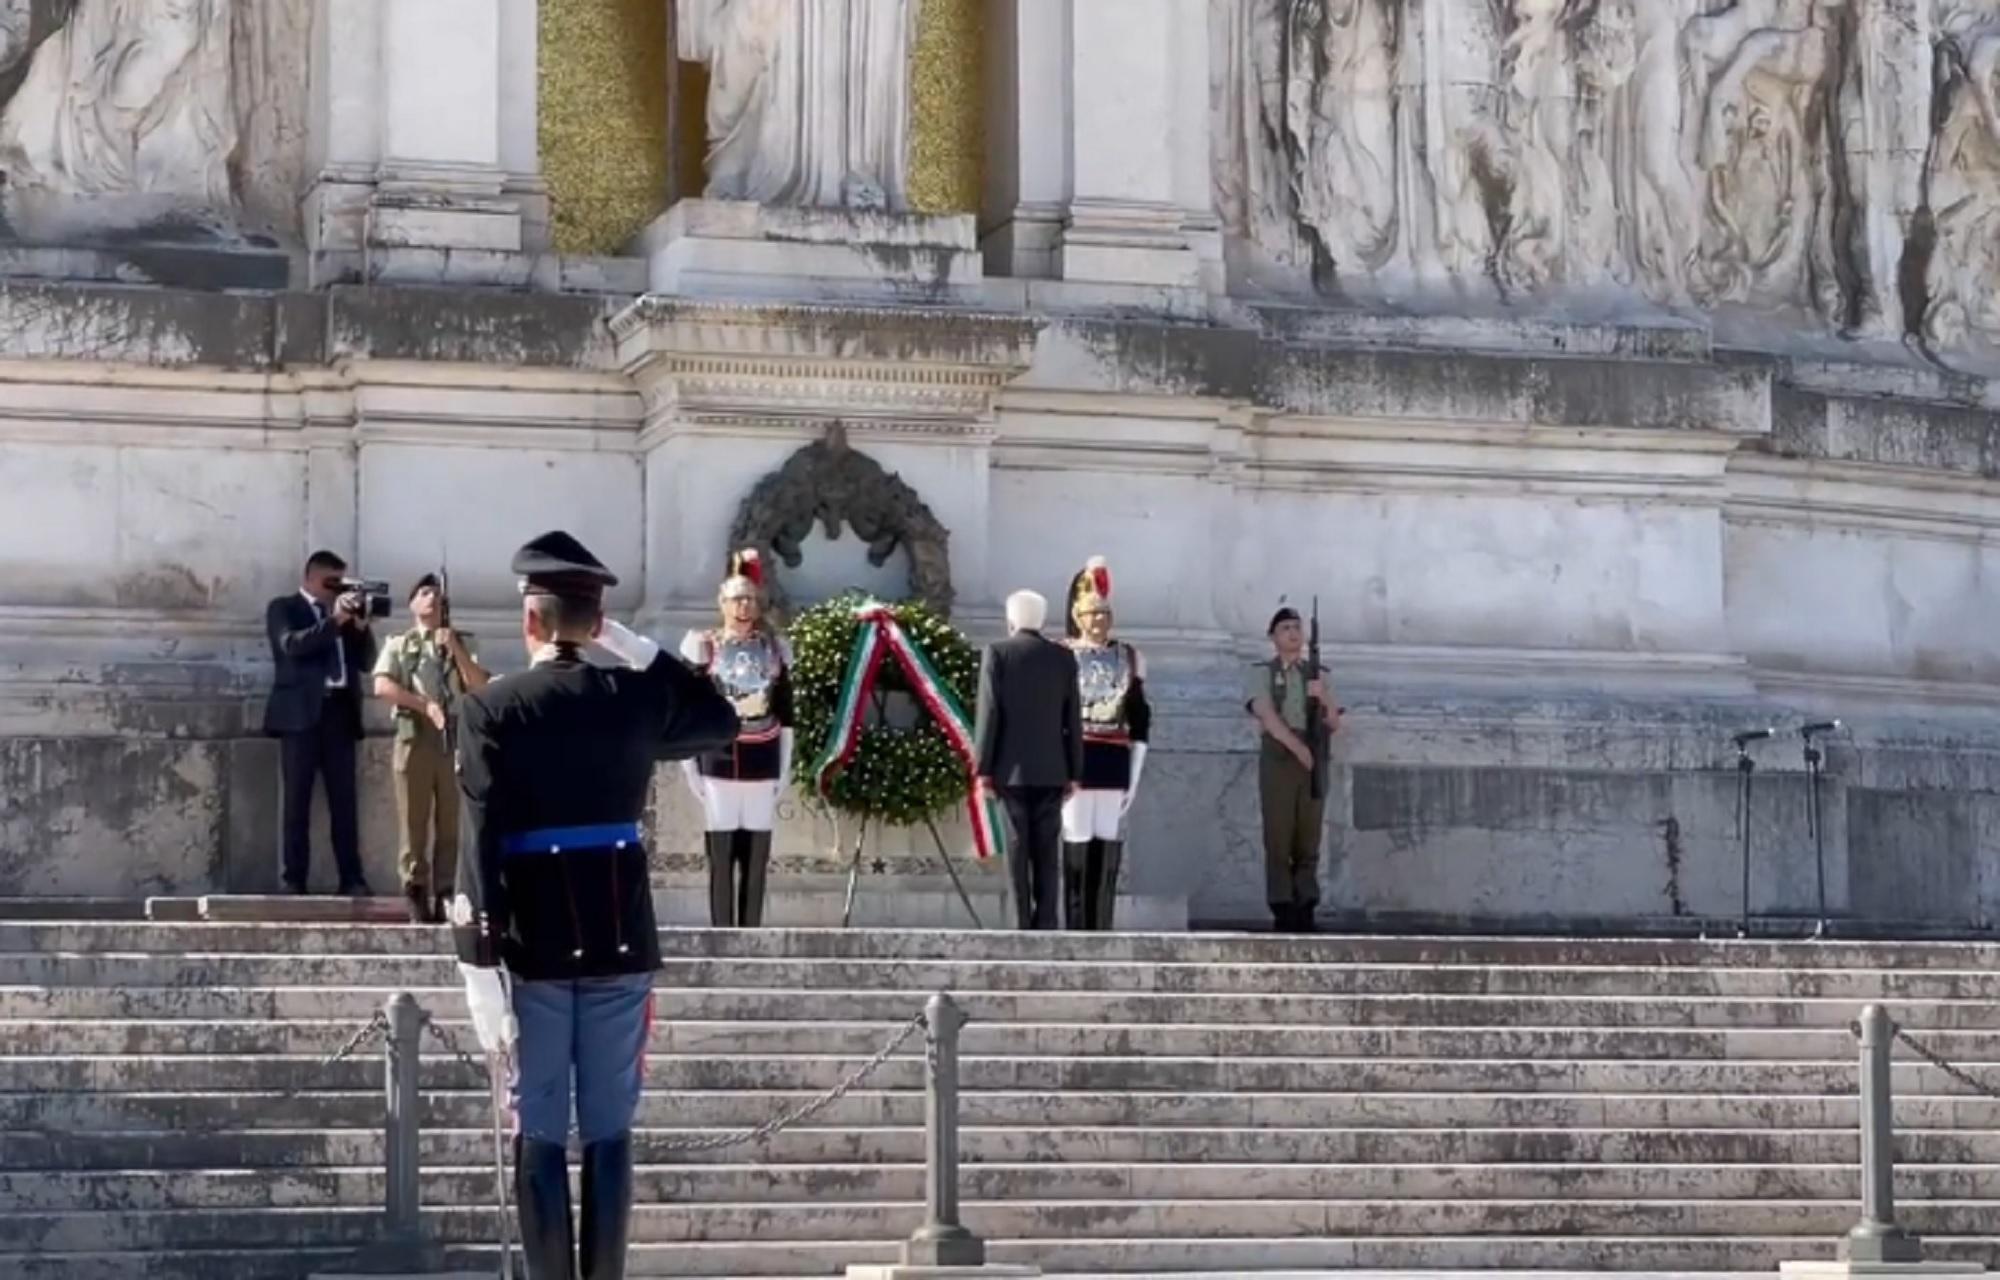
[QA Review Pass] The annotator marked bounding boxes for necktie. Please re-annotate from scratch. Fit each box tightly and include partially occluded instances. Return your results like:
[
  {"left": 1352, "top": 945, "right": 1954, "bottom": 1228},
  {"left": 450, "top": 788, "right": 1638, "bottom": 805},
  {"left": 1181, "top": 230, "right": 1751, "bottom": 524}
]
[{"left": 321, "top": 602, "right": 346, "bottom": 690}]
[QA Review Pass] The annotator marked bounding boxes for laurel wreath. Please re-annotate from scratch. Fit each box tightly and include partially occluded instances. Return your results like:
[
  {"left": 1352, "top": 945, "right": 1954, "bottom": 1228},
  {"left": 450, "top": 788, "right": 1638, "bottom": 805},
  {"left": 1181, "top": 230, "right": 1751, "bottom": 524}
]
[{"left": 788, "top": 593, "right": 980, "bottom": 826}]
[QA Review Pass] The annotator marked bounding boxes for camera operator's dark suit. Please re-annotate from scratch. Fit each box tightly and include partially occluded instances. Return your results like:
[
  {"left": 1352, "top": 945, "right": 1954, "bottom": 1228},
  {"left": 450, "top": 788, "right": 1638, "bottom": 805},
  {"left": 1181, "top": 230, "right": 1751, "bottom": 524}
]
[
  {"left": 974, "top": 629, "right": 1083, "bottom": 930},
  {"left": 264, "top": 591, "right": 377, "bottom": 892}
]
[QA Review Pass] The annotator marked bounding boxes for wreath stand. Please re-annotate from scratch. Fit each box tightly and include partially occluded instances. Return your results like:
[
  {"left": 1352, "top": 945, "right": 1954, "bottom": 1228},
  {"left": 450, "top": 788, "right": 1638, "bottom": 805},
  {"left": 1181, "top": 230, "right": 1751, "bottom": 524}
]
[
  {"left": 834, "top": 686, "right": 988, "bottom": 930},
  {"left": 794, "top": 596, "right": 1005, "bottom": 932}
]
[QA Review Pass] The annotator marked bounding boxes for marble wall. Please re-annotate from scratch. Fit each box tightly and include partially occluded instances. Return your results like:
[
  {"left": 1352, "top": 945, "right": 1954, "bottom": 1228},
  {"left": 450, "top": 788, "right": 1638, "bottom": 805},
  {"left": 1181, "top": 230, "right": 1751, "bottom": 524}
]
[{"left": 5, "top": 289, "right": 2000, "bottom": 928}]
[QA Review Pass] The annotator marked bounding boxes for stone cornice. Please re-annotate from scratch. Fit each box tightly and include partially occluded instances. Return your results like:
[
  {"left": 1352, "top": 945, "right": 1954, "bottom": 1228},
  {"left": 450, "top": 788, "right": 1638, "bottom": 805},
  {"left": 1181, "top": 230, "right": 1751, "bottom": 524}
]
[{"left": 610, "top": 298, "right": 1041, "bottom": 430}]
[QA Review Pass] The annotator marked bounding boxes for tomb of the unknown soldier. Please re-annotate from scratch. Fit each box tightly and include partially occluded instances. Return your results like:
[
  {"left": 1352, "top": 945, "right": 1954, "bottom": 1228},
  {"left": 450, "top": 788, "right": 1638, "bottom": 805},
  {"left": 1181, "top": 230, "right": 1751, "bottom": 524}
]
[{"left": 7, "top": 0, "right": 2000, "bottom": 1276}]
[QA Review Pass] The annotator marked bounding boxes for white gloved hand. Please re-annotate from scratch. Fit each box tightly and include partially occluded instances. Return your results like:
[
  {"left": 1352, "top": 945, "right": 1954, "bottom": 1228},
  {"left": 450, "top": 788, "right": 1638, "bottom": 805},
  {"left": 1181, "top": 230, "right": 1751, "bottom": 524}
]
[
  {"left": 680, "top": 758, "right": 711, "bottom": 814},
  {"left": 1121, "top": 742, "right": 1148, "bottom": 816},
  {"left": 594, "top": 619, "right": 661, "bottom": 670},
  {"left": 459, "top": 962, "right": 517, "bottom": 1057}
]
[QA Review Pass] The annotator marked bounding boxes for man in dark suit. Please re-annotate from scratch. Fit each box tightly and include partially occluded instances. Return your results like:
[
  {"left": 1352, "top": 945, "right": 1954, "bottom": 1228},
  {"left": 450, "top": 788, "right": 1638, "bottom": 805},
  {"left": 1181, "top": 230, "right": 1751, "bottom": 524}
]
[
  {"left": 974, "top": 589, "right": 1084, "bottom": 930},
  {"left": 263, "top": 550, "right": 378, "bottom": 895}
]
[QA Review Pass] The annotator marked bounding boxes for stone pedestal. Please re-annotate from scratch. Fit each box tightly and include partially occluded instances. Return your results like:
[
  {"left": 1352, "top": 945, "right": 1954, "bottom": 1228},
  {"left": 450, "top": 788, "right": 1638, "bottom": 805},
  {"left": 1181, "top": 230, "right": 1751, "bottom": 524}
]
[
  {"left": 612, "top": 296, "right": 1040, "bottom": 926},
  {"left": 639, "top": 200, "right": 986, "bottom": 303},
  {"left": 304, "top": 0, "right": 545, "bottom": 287}
]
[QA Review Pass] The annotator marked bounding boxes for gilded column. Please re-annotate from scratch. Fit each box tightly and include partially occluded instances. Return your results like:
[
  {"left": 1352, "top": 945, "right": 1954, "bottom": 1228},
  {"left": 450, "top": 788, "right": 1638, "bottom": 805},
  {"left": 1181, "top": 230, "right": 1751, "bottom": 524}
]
[
  {"left": 539, "top": 0, "right": 671, "bottom": 255},
  {"left": 908, "top": 0, "right": 986, "bottom": 216}
]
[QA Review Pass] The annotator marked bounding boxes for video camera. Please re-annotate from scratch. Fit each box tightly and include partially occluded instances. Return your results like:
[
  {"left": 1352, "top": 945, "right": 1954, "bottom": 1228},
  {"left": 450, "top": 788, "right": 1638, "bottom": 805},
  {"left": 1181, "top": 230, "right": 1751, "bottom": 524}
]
[{"left": 334, "top": 577, "right": 393, "bottom": 620}]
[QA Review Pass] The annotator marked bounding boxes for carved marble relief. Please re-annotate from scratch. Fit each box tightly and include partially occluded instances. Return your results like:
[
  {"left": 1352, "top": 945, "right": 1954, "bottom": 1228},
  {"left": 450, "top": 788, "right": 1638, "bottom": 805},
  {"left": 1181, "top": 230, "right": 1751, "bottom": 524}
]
[
  {"left": 1207, "top": 0, "right": 2000, "bottom": 361},
  {"left": 1291, "top": 0, "right": 1401, "bottom": 282},
  {"left": 1681, "top": 0, "right": 1844, "bottom": 319},
  {"left": 1923, "top": 4, "right": 2000, "bottom": 350},
  {"left": 0, "top": 0, "right": 304, "bottom": 245},
  {"left": 677, "top": 0, "right": 917, "bottom": 212}
]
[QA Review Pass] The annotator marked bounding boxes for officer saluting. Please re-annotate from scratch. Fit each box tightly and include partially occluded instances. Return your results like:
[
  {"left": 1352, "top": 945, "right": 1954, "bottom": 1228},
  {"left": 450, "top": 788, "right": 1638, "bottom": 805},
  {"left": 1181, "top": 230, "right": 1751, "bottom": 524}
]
[{"left": 454, "top": 531, "right": 738, "bottom": 1280}]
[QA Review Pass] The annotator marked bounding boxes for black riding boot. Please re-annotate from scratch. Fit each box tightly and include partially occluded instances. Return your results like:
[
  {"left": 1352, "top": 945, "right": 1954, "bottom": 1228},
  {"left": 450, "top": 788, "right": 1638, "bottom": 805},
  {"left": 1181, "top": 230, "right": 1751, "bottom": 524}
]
[
  {"left": 704, "top": 831, "right": 736, "bottom": 927},
  {"left": 1093, "top": 840, "right": 1123, "bottom": 931},
  {"left": 515, "top": 1136, "right": 576, "bottom": 1279},
  {"left": 1061, "top": 842, "right": 1091, "bottom": 930},
  {"left": 738, "top": 830, "right": 772, "bottom": 927},
  {"left": 579, "top": 1132, "right": 635, "bottom": 1280}
]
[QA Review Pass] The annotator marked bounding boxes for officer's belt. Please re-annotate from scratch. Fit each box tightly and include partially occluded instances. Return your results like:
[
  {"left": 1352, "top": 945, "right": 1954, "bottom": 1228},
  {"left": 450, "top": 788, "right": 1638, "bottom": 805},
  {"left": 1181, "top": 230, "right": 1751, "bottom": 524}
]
[{"left": 500, "top": 821, "right": 642, "bottom": 857}]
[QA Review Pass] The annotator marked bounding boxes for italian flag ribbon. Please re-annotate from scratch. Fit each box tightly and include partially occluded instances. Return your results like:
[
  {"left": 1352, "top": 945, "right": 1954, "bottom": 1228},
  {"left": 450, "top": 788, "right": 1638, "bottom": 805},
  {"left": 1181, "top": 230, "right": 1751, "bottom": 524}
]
[{"left": 810, "top": 601, "right": 1009, "bottom": 860}]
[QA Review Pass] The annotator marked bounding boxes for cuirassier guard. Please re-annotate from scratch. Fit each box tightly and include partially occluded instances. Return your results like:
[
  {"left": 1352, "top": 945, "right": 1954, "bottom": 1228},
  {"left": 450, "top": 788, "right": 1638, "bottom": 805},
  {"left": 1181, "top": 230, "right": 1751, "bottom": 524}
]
[
  {"left": 1061, "top": 556, "right": 1152, "bottom": 930},
  {"left": 453, "top": 531, "right": 738, "bottom": 1280},
  {"left": 679, "top": 549, "right": 795, "bottom": 927}
]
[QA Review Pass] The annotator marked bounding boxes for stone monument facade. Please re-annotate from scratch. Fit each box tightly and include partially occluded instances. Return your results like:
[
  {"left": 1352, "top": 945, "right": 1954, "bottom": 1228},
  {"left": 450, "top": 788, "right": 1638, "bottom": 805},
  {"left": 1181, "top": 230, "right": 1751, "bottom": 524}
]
[{"left": 2, "top": 0, "right": 2000, "bottom": 931}]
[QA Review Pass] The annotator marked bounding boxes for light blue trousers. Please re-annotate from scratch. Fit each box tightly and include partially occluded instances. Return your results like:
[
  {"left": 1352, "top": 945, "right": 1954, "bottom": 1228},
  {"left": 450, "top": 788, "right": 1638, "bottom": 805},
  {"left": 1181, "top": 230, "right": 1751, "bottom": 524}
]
[{"left": 510, "top": 972, "right": 654, "bottom": 1145}]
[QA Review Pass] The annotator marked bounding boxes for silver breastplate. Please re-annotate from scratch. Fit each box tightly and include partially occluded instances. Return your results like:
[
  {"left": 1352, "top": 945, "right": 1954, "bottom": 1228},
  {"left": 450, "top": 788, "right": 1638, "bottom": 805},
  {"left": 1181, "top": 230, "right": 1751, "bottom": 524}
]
[
  {"left": 711, "top": 632, "right": 781, "bottom": 733},
  {"left": 1073, "top": 641, "right": 1132, "bottom": 733}
]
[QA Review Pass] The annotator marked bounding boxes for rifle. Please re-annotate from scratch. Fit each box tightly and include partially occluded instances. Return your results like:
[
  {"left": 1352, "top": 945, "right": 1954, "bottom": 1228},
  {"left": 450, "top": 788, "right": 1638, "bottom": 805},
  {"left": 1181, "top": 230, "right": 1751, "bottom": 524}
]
[
  {"left": 1305, "top": 595, "right": 1328, "bottom": 801},
  {"left": 435, "top": 563, "right": 459, "bottom": 754}
]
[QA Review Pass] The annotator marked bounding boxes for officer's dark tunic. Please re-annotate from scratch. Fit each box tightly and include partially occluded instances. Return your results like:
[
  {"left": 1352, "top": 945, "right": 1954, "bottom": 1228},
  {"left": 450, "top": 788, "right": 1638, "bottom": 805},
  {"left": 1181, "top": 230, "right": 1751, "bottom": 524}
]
[{"left": 452, "top": 646, "right": 738, "bottom": 980}]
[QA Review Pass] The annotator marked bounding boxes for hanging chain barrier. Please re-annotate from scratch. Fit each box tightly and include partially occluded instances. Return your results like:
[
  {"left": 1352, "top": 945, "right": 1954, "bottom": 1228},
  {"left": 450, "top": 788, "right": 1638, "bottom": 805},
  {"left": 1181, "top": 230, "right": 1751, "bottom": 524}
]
[
  {"left": 649, "top": 1005, "right": 929, "bottom": 1154},
  {"left": 1868, "top": 1018, "right": 2000, "bottom": 1102}
]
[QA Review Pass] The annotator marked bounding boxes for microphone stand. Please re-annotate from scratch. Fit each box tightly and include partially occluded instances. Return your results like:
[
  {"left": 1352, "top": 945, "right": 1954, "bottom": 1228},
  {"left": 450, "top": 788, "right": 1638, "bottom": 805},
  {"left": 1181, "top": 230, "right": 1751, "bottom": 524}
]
[{"left": 1736, "top": 739, "right": 1756, "bottom": 939}]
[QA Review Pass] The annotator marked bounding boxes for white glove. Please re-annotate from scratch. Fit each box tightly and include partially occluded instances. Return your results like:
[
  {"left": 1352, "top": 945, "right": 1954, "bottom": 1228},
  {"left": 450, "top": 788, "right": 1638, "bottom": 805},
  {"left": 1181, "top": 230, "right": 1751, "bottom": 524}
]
[
  {"left": 459, "top": 963, "right": 517, "bottom": 1058},
  {"left": 1121, "top": 743, "right": 1148, "bottom": 816},
  {"left": 681, "top": 758, "right": 711, "bottom": 815},
  {"left": 778, "top": 728, "right": 795, "bottom": 794},
  {"left": 594, "top": 619, "right": 661, "bottom": 670}
]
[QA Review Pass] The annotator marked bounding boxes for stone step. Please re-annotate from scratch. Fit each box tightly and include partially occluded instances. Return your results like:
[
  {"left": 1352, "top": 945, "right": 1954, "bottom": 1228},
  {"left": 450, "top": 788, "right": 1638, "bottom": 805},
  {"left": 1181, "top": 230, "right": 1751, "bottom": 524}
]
[
  {"left": 8, "top": 1050, "right": 2000, "bottom": 1098},
  {"left": 143, "top": 897, "right": 411, "bottom": 925},
  {"left": 10, "top": 920, "right": 2000, "bottom": 971},
  {"left": 6, "top": 1199, "right": 2000, "bottom": 1253},
  {"left": 18, "top": 1123, "right": 1994, "bottom": 1172},
  {"left": 0, "top": 1235, "right": 1891, "bottom": 1280},
  {"left": 8, "top": 984, "right": 1996, "bottom": 1038},
  {"left": 18, "top": 951, "right": 2000, "bottom": 1000},
  {"left": 13, "top": 1161, "right": 2000, "bottom": 1212},
  {"left": 3, "top": 1087, "right": 1984, "bottom": 1134},
  {"left": 11, "top": 992, "right": 2000, "bottom": 1051}
]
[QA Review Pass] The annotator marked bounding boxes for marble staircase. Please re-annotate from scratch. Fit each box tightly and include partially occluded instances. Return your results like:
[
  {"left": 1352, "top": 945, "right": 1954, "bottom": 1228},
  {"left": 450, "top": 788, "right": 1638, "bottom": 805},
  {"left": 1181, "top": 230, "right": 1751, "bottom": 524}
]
[{"left": 4, "top": 922, "right": 2000, "bottom": 1277}]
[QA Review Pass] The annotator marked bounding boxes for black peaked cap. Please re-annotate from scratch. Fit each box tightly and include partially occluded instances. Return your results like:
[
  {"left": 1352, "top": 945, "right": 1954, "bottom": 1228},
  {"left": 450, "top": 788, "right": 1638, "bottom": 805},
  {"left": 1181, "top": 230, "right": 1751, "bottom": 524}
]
[{"left": 513, "top": 530, "right": 619, "bottom": 596}]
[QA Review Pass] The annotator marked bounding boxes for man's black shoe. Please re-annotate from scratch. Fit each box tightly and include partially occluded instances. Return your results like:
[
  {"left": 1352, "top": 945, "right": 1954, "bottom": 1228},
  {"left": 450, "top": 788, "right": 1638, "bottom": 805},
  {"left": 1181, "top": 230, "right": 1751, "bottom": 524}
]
[
  {"left": 340, "top": 880, "right": 373, "bottom": 899},
  {"left": 404, "top": 886, "right": 431, "bottom": 925},
  {"left": 282, "top": 879, "right": 309, "bottom": 896}
]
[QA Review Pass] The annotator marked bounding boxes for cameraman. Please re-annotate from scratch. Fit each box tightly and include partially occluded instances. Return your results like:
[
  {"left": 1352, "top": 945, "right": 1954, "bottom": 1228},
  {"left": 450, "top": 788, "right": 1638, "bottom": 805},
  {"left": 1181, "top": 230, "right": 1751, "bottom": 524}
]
[
  {"left": 263, "top": 551, "right": 379, "bottom": 896},
  {"left": 371, "top": 573, "right": 489, "bottom": 924}
]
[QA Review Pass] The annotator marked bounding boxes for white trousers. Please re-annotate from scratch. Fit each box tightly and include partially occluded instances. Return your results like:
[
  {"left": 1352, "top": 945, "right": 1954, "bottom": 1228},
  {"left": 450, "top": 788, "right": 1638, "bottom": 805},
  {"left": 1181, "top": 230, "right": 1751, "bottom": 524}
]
[
  {"left": 698, "top": 779, "right": 779, "bottom": 832},
  {"left": 1061, "top": 789, "right": 1126, "bottom": 843}
]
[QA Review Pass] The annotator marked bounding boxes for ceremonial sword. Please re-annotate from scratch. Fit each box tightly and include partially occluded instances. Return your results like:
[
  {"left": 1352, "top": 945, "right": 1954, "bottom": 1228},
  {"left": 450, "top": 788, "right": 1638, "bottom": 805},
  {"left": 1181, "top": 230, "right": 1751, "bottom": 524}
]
[{"left": 488, "top": 1045, "right": 515, "bottom": 1280}]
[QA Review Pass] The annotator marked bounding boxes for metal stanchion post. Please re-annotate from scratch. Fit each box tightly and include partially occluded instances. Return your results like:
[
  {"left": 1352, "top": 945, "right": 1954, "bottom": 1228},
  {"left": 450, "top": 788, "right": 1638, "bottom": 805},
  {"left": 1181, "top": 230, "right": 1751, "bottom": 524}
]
[
  {"left": 1844, "top": 1005, "right": 1922, "bottom": 1264},
  {"left": 903, "top": 993, "right": 985, "bottom": 1268},
  {"left": 384, "top": 993, "right": 424, "bottom": 1246}
]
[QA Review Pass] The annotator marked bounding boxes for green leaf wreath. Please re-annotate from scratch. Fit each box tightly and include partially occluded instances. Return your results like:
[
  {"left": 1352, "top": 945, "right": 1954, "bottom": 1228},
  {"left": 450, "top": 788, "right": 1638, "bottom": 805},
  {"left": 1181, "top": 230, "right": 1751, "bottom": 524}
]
[{"left": 788, "top": 592, "right": 981, "bottom": 826}]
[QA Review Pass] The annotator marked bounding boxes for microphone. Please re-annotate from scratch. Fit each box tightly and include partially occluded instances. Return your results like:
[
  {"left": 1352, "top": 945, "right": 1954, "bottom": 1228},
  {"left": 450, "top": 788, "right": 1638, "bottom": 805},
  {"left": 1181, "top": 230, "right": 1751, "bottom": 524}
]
[
  {"left": 1800, "top": 720, "right": 1842, "bottom": 737},
  {"left": 1731, "top": 727, "right": 1776, "bottom": 746}
]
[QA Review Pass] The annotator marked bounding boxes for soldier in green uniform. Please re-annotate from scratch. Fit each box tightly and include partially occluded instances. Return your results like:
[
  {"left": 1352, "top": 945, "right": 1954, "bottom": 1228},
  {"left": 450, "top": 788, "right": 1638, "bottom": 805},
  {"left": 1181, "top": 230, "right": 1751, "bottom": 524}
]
[
  {"left": 1243, "top": 606, "right": 1341, "bottom": 932},
  {"left": 371, "top": 573, "right": 490, "bottom": 924}
]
